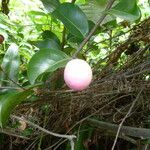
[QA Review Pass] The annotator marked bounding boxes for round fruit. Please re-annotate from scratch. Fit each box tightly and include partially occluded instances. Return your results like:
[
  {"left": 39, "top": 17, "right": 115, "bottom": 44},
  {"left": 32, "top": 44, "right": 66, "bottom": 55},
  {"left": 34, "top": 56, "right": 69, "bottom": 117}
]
[
  {"left": 64, "top": 59, "right": 92, "bottom": 91},
  {"left": 0, "top": 35, "right": 4, "bottom": 44}
]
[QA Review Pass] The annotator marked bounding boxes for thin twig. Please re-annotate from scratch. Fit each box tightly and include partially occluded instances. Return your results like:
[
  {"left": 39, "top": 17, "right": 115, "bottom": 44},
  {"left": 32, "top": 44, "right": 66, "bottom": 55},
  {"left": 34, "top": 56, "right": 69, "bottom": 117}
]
[
  {"left": 0, "top": 87, "right": 21, "bottom": 90},
  {"left": 11, "top": 115, "right": 76, "bottom": 150},
  {"left": 111, "top": 89, "right": 143, "bottom": 150},
  {"left": 49, "top": 95, "right": 128, "bottom": 149},
  {"left": 73, "top": 0, "right": 116, "bottom": 57}
]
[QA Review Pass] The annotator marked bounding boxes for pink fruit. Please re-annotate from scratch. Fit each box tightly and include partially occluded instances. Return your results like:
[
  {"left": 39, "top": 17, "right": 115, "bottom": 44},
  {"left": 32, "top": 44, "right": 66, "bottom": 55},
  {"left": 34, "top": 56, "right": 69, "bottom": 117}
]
[{"left": 64, "top": 59, "right": 92, "bottom": 91}]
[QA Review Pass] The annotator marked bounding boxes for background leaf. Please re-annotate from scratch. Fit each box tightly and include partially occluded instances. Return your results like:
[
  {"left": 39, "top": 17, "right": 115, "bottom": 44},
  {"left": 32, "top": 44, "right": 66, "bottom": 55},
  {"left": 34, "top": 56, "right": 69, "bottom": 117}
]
[
  {"left": 0, "top": 90, "right": 33, "bottom": 127},
  {"left": 52, "top": 3, "right": 89, "bottom": 39},
  {"left": 27, "top": 48, "right": 69, "bottom": 84},
  {"left": 80, "top": 0, "right": 116, "bottom": 24},
  {"left": 0, "top": 13, "right": 14, "bottom": 27},
  {"left": 109, "top": 0, "right": 141, "bottom": 21},
  {"left": 0, "top": 43, "right": 20, "bottom": 86}
]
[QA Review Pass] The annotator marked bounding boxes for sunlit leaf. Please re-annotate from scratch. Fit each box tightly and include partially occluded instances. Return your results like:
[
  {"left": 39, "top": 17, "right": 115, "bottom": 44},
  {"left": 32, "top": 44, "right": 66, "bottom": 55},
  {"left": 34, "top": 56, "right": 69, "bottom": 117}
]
[
  {"left": 28, "top": 11, "right": 46, "bottom": 16},
  {"left": 0, "top": 13, "right": 14, "bottom": 27}
]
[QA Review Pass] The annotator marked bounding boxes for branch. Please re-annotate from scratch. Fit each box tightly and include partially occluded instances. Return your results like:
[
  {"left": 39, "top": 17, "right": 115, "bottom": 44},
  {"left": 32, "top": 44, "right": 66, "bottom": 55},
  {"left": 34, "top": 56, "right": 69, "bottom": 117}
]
[
  {"left": 11, "top": 115, "right": 76, "bottom": 150},
  {"left": 86, "top": 117, "right": 150, "bottom": 139},
  {"left": 73, "top": 0, "right": 116, "bottom": 57}
]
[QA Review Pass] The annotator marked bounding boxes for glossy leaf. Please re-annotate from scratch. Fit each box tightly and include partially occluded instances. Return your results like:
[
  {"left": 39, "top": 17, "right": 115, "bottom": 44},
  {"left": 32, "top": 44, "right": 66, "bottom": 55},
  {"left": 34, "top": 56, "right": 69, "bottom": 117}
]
[
  {"left": 109, "top": 0, "right": 141, "bottom": 21},
  {"left": 41, "top": 0, "right": 60, "bottom": 12},
  {"left": 0, "top": 43, "right": 20, "bottom": 86},
  {"left": 0, "top": 90, "right": 33, "bottom": 127},
  {"left": 33, "top": 39, "right": 61, "bottom": 51},
  {"left": 52, "top": 3, "right": 89, "bottom": 38},
  {"left": 27, "top": 48, "right": 69, "bottom": 84}
]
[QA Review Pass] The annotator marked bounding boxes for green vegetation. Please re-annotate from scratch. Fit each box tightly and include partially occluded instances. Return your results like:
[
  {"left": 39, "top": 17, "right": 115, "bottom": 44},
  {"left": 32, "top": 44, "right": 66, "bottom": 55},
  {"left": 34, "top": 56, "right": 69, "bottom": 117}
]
[{"left": 0, "top": 0, "right": 150, "bottom": 149}]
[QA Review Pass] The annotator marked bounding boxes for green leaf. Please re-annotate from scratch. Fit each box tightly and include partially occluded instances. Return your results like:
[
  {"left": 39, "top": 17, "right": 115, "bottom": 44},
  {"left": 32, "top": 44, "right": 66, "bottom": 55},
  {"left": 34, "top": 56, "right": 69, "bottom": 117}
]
[
  {"left": 67, "top": 33, "right": 83, "bottom": 44},
  {"left": 41, "top": 0, "right": 60, "bottom": 12},
  {"left": 0, "top": 43, "right": 20, "bottom": 86},
  {"left": 109, "top": 0, "right": 141, "bottom": 21},
  {"left": 32, "top": 39, "right": 61, "bottom": 51},
  {"left": 41, "top": 30, "right": 61, "bottom": 45},
  {"left": 27, "top": 48, "right": 69, "bottom": 84},
  {"left": 52, "top": 3, "right": 89, "bottom": 38},
  {"left": 0, "top": 90, "right": 33, "bottom": 127},
  {"left": 46, "top": 58, "right": 69, "bottom": 72}
]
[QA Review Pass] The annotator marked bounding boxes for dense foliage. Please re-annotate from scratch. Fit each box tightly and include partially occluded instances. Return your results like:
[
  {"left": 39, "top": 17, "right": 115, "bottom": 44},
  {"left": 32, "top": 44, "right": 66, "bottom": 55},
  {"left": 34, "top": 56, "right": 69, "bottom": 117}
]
[{"left": 0, "top": 0, "right": 150, "bottom": 149}]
